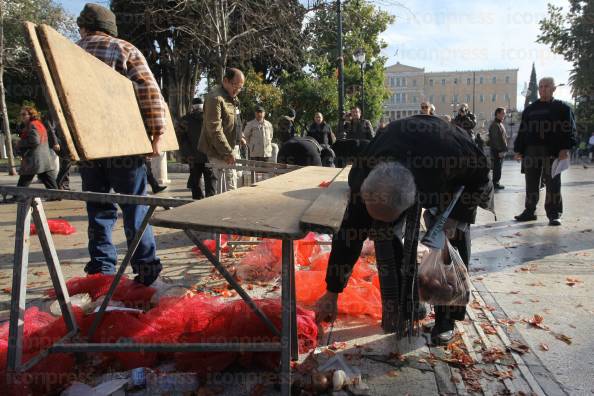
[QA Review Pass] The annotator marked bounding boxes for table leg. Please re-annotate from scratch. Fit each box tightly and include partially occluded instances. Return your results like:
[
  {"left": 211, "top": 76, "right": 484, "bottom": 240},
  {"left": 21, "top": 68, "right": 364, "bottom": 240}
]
[
  {"left": 289, "top": 241, "right": 298, "bottom": 361},
  {"left": 7, "top": 198, "right": 33, "bottom": 373},
  {"left": 281, "top": 239, "right": 292, "bottom": 395},
  {"left": 87, "top": 205, "right": 157, "bottom": 340},
  {"left": 31, "top": 199, "right": 78, "bottom": 333}
]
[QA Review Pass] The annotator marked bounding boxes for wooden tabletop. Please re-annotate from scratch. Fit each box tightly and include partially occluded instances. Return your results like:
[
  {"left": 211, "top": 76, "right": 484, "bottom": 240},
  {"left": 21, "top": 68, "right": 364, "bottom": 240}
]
[{"left": 151, "top": 166, "right": 351, "bottom": 239}]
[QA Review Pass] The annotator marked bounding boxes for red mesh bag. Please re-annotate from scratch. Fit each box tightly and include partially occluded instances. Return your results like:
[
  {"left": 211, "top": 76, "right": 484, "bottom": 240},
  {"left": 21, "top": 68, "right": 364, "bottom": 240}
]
[
  {"left": 236, "top": 239, "right": 282, "bottom": 282},
  {"left": 0, "top": 307, "right": 84, "bottom": 395},
  {"left": 79, "top": 311, "right": 158, "bottom": 369},
  {"left": 191, "top": 234, "right": 229, "bottom": 256},
  {"left": 295, "top": 232, "right": 320, "bottom": 266},
  {"left": 30, "top": 219, "right": 76, "bottom": 235},
  {"left": 47, "top": 274, "right": 156, "bottom": 306},
  {"left": 175, "top": 298, "right": 317, "bottom": 375}
]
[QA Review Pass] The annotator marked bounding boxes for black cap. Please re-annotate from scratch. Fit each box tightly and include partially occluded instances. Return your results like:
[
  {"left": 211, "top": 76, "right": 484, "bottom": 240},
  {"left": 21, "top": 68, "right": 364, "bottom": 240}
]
[
  {"left": 286, "top": 108, "right": 296, "bottom": 119},
  {"left": 192, "top": 97, "right": 203, "bottom": 105},
  {"left": 77, "top": 3, "right": 118, "bottom": 37},
  {"left": 255, "top": 105, "right": 265, "bottom": 112}
]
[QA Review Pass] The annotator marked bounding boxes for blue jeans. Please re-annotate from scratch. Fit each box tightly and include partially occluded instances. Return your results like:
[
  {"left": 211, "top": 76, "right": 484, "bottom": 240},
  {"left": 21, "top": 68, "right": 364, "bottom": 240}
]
[{"left": 80, "top": 156, "right": 162, "bottom": 285}]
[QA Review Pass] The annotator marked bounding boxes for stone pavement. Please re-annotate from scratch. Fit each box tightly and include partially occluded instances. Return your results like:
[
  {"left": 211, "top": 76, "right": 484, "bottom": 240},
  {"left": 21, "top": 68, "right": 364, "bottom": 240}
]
[{"left": 0, "top": 160, "right": 592, "bottom": 395}]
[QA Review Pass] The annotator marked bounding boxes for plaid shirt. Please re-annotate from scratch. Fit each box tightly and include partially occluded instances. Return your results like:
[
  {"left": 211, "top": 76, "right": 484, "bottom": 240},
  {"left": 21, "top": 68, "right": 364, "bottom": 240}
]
[{"left": 78, "top": 32, "right": 166, "bottom": 136}]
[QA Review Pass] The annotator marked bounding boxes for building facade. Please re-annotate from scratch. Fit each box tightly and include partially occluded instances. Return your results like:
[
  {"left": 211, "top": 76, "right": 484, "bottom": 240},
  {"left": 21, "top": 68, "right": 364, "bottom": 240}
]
[{"left": 384, "top": 63, "right": 518, "bottom": 130}]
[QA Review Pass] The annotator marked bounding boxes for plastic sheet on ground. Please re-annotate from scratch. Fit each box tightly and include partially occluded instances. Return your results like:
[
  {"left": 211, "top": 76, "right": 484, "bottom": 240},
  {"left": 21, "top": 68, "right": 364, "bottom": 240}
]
[
  {"left": 30, "top": 218, "right": 76, "bottom": 235},
  {"left": 296, "top": 271, "right": 381, "bottom": 320}
]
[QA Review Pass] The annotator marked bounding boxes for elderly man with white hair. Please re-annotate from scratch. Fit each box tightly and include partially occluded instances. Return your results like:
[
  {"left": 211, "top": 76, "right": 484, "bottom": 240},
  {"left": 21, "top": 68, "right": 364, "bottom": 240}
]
[
  {"left": 314, "top": 114, "right": 492, "bottom": 345},
  {"left": 513, "top": 77, "right": 577, "bottom": 226}
]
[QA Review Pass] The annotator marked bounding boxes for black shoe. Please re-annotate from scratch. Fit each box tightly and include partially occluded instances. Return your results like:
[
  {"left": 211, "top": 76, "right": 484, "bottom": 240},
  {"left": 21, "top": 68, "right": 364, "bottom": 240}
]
[
  {"left": 152, "top": 185, "right": 167, "bottom": 194},
  {"left": 494, "top": 184, "right": 505, "bottom": 190},
  {"left": 548, "top": 218, "right": 561, "bottom": 226},
  {"left": 431, "top": 319, "right": 455, "bottom": 345},
  {"left": 514, "top": 211, "right": 536, "bottom": 222}
]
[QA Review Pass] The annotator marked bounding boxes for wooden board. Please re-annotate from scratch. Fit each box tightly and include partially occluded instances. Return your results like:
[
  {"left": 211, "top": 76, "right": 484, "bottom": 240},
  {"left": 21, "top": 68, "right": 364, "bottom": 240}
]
[
  {"left": 23, "top": 22, "right": 79, "bottom": 161},
  {"left": 35, "top": 24, "right": 178, "bottom": 160},
  {"left": 300, "top": 165, "right": 351, "bottom": 234},
  {"left": 151, "top": 167, "right": 346, "bottom": 239}
]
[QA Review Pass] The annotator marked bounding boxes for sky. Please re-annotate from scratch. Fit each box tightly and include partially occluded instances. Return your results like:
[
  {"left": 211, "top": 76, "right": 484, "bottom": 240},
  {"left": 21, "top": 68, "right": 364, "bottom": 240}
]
[{"left": 59, "top": 0, "right": 574, "bottom": 109}]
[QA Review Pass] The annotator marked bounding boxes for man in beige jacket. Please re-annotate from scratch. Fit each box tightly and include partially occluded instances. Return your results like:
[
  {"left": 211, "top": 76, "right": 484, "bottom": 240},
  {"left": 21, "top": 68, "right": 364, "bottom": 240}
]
[
  {"left": 198, "top": 68, "right": 245, "bottom": 192},
  {"left": 243, "top": 105, "right": 274, "bottom": 162}
]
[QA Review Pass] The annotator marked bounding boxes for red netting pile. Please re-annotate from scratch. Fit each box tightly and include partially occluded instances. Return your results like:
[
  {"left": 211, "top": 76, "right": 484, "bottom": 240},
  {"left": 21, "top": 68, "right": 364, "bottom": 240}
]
[
  {"left": 0, "top": 295, "right": 318, "bottom": 394},
  {"left": 0, "top": 306, "right": 85, "bottom": 395},
  {"left": 46, "top": 273, "right": 157, "bottom": 308},
  {"left": 30, "top": 219, "right": 76, "bottom": 235}
]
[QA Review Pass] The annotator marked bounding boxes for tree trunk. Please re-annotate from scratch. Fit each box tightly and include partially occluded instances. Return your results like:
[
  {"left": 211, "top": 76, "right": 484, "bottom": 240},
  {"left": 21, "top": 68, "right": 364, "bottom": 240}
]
[{"left": 0, "top": 3, "right": 16, "bottom": 175}]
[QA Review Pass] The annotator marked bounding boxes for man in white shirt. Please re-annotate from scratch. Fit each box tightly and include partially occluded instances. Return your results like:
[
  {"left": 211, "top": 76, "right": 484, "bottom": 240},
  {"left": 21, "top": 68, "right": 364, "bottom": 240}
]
[{"left": 243, "top": 105, "right": 274, "bottom": 162}]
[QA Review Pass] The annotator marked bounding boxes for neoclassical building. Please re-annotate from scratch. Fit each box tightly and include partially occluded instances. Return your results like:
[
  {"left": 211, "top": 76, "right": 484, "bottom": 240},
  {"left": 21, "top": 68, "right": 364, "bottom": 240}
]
[{"left": 384, "top": 63, "right": 518, "bottom": 129}]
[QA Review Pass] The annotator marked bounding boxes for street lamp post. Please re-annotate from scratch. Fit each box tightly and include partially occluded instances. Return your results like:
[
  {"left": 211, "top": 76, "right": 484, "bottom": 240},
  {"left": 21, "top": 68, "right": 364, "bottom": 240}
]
[
  {"left": 336, "top": 0, "right": 345, "bottom": 139},
  {"left": 353, "top": 48, "right": 366, "bottom": 117}
]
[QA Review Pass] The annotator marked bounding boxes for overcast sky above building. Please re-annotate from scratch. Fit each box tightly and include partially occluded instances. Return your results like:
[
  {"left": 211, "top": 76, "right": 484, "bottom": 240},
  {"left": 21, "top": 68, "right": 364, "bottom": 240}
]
[{"left": 59, "top": 0, "right": 574, "bottom": 108}]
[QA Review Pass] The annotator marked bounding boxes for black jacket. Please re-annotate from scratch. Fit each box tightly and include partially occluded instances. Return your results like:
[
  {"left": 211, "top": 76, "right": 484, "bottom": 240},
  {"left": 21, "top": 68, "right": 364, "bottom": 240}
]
[
  {"left": 176, "top": 110, "right": 207, "bottom": 163},
  {"left": 325, "top": 115, "right": 492, "bottom": 293},
  {"left": 277, "top": 137, "right": 323, "bottom": 166},
  {"left": 306, "top": 122, "right": 335, "bottom": 146},
  {"left": 514, "top": 99, "right": 577, "bottom": 156},
  {"left": 344, "top": 119, "right": 374, "bottom": 140}
]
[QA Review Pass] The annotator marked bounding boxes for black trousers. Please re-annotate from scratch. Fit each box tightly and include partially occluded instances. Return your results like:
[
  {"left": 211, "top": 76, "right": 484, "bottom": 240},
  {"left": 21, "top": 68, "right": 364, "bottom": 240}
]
[
  {"left": 375, "top": 224, "right": 471, "bottom": 325},
  {"left": 188, "top": 161, "right": 216, "bottom": 200},
  {"left": 56, "top": 158, "right": 71, "bottom": 190},
  {"left": 490, "top": 149, "right": 503, "bottom": 185},
  {"left": 523, "top": 153, "right": 562, "bottom": 219},
  {"left": 17, "top": 172, "right": 59, "bottom": 190},
  {"left": 144, "top": 158, "right": 161, "bottom": 192}
]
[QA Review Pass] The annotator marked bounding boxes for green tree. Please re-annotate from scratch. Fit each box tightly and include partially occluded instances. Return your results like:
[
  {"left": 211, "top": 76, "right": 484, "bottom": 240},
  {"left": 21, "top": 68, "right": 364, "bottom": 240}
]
[
  {"left": 280, "top": 71, "right": 338, "bottom": 134},
  {"left": 239, "top": 69, "right": 283, "bottom": 126},
  {"left": 297, "top": 0, "right": 395, "bottom": 128},
  {"left": 112, "top": 0, "right": 307, "bottom": 119},
  {"left": 538, "top": 1, "right": 594, "bottom": 136},
  {"left": 524, "top": 62, "right": 538, "bottom": 109}
]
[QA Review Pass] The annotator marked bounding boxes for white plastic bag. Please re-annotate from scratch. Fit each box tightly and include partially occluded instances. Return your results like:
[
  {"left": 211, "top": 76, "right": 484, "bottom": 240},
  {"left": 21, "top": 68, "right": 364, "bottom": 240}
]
[{"left": 418, "top": 241, "right": 470, "bottom": 306}]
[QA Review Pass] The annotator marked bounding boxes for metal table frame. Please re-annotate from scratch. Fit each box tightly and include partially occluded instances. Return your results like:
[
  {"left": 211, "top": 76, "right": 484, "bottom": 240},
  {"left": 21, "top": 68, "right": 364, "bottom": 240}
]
[{"left": 1, "top": 185, "right": 301, "bottom": 395}]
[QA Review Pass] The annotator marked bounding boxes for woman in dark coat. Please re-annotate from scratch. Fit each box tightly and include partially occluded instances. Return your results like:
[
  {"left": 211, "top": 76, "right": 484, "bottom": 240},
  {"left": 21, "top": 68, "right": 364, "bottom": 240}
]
[{"left": 15, "top": 106, "right": 58, "bottom": 189}]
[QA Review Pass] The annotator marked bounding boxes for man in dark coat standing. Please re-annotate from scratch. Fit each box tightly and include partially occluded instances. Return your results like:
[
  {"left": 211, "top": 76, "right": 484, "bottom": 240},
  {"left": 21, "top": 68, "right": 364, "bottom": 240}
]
[
  {"left": 344, "top": 106, "right": 374, "bottom": 140},
  {"left": 514, "top": 77, "right": 577, "bottom": 226},
  {"left": 314, "top": 115, "right": 492, "bottom": 345},
  {"left": 488, "top": 108, "right": 508, "bottom": 190},
  {"left": 176, "top": 97, "right": 215, "bottom": 199},
  {"left": 306, "top": 112, "right": 335, "bottom": 146}
]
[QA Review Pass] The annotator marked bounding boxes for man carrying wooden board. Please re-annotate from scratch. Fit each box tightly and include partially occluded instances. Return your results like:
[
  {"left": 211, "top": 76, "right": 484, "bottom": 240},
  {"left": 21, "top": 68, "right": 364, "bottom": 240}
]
[{"left": 75, "top": 3, "right": 166, "bottom": 286}]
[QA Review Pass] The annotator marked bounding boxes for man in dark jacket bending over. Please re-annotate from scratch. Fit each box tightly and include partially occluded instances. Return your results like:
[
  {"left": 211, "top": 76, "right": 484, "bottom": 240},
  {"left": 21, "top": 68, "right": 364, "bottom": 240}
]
[{"left": 314, "top": 115, "right": 492, "bottom": 345}]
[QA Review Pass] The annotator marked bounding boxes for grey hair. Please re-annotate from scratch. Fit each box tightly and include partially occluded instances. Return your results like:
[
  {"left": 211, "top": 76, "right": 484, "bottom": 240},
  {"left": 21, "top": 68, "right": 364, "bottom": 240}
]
[
  {"left": 539, "top": 77, "right": 556, "bottom": 86},
  {"left": 361, "top": 162, "right": 416, "bottom": 213}
]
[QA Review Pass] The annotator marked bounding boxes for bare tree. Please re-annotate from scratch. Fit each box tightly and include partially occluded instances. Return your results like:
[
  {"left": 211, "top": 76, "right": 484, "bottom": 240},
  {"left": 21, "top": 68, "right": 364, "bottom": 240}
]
[
  {"left": 0, "top": 1, "right": 16, "bottom": 175},
  {"left": 113, "top": 0, "right": 306, "bottom": 118}
]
